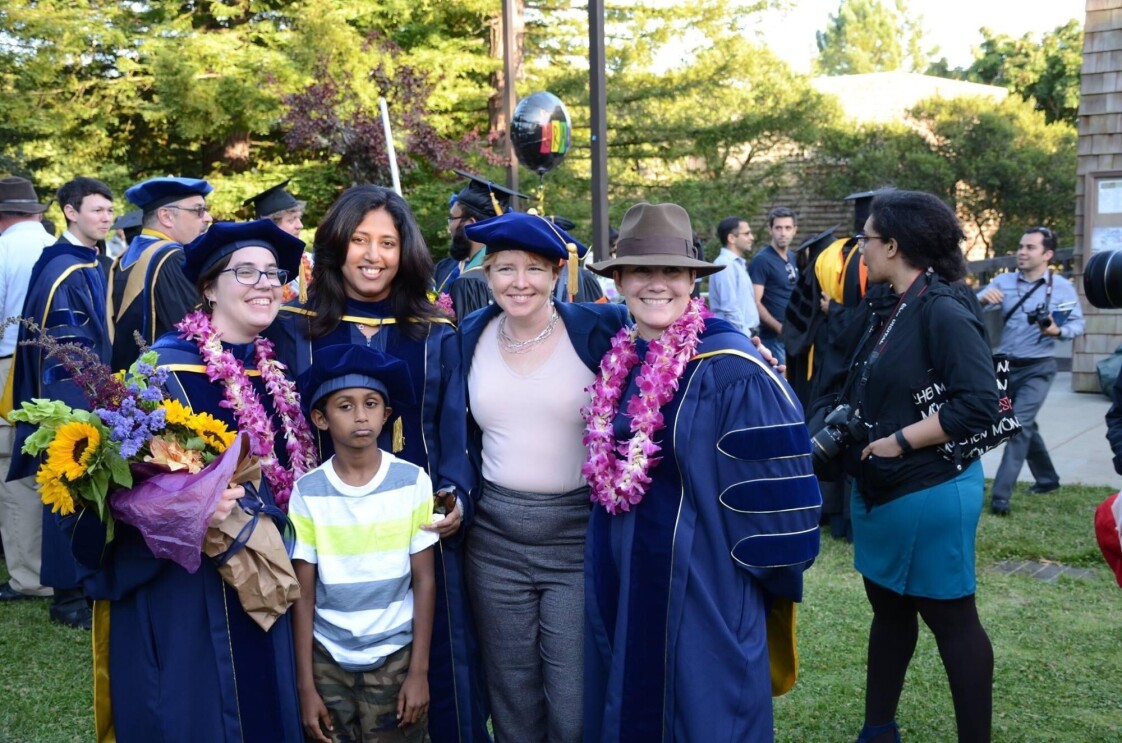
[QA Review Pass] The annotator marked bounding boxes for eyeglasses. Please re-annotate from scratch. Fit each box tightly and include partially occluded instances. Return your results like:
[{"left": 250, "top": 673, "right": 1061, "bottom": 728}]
[
  {"left": 855, "top": 233, "right": 889, "bottom": 250},
  {"left": 163, "top": 204, "right": 209, "bottom": 218},
  {"left": 219, "top": 266, "right": 289, "bottom": 287},
  {"left": 785, "top": 262, "right": 797, "bottom": 283}
]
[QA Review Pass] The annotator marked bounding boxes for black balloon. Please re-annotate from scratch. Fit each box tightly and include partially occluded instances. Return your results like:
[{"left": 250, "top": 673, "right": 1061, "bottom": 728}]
[{"left": 511, "top": 91, "right": 571, "bottom": 176}]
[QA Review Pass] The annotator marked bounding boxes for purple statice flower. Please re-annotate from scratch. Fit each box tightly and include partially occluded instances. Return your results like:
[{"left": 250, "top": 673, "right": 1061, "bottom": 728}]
[
  {"left": 96, "top": 402, "right": 168, "bottom": 459},
  {"left": 139, "top": 386, "right": 164, "bottom": 404}
]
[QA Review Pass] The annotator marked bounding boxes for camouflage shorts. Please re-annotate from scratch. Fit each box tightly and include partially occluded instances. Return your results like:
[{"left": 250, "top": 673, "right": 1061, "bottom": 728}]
[{"left": 313, "top": 641, "right": 429, "bottom": 743}]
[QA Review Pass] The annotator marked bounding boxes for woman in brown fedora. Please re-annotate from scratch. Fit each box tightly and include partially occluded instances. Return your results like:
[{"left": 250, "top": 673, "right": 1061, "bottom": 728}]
[{"left": 582, "top": 202, "right": 821, "bottom": 742}]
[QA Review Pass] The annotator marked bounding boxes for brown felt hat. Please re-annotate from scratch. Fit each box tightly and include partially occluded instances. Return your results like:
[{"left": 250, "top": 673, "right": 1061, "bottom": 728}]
[
  {"left": 588, "top": 202, "right": 724, "bottom": 277},
  {"left": 0, "top": 177, "right": 48, "bottom": 214}
]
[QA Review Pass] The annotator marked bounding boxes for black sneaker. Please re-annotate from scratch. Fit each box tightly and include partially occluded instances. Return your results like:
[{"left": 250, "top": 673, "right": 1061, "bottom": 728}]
[
  {"left": 991, "top": 502, "right": 1011, "bottom": 516},
  {"left": 1028, "top": 482, "right": 1060, "bottom": 494},
  {"left": 49, "top": 603, "right": 92, "bottom": 630}
]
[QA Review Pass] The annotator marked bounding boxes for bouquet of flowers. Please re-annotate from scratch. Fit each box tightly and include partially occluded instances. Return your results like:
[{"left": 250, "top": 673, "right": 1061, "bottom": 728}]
[{"left": 9, "top": 336, "right": 239, "bottom": 566}]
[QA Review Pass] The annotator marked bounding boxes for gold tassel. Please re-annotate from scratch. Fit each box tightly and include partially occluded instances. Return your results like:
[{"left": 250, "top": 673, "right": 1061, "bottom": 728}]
[
  {"left": 567, "top": 242, "right": 579, "bottom": 299},
  {"left": 489, "top": 190, "right": 503, "bottom": 217},
  {"left": 92, "top": 600, "right": 116, "bottom": 742},
  {"left": 298, "top": 254, "right": 308, "bottom": 304},
  {"left": 392, "top": 416, "right": 405, "bottom": 453}
]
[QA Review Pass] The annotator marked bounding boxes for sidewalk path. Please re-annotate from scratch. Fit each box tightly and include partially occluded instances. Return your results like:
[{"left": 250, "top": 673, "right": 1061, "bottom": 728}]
[{"left": 980, "top": 372, "right": 1119, "bottom": 489}]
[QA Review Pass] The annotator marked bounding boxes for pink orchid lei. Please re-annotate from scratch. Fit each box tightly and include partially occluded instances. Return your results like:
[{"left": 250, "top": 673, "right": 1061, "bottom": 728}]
[
  {"left": 176, "top": 309, "right": 318, "bottom": 510},
  {"left": 435, "top": 292, "right": 455, "bottom": 318},
  {"left": 581, "top": 297, "right": 709, "bottom": 514}
]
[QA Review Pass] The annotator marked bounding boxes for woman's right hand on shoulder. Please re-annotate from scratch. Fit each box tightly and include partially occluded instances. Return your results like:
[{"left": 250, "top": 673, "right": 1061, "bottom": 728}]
[
  {"left": 207, "top": 484, "right": 244, "bottom": 528},
  {"left": 299, "top": 688, "right": 334, "bottom": 743}
]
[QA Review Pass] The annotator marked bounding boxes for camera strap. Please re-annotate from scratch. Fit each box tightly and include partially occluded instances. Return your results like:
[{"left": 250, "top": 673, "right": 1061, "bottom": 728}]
[
  {"left": 853, "top": 271, "right": 931, "bottom": 410},
  {"left": 1003, "top": 274, "right": 1047, "bottom": 323}
]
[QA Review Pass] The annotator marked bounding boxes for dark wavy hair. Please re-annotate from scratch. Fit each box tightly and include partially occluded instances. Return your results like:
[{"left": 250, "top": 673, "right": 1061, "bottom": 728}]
[
  {"left": 57, "top": 177, "right": 113, "bottom": 220},
  {"left": 306, "top": 185, "right": 437, "bottom": 340},
  {"left": 868, "top": 190, "right": 967, "bottom": 282},
  {"left": 1024, "top": 226, "right": 1058, "bottom": 253}
]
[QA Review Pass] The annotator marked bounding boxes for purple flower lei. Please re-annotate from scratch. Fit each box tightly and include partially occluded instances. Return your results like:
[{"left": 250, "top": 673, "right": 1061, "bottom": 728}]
[
  {"left": 176, "top": 309, "right": 318, "bottom": 510},
  {"left": 580, "top": 297, "right": 708, "bottom": 514}
]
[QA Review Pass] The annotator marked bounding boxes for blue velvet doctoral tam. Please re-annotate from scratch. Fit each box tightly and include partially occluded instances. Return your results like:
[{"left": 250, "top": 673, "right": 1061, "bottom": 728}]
[
  {"left": 584, "top": 319, "right": 822, "bottom": 742},
  {"left": 62, "top": 335, "right": 303, "bottom": 742}
]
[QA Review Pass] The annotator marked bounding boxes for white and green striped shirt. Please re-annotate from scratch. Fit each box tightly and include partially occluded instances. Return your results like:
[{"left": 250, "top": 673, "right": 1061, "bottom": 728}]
[{"left": 289, "top": 453, "right": 439, "bottom": 672}]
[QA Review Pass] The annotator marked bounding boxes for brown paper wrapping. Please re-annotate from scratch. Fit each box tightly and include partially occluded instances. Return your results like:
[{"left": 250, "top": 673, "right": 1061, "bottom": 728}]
[{"left": 202, "top": 445, "right": 301, "bottom": 631}]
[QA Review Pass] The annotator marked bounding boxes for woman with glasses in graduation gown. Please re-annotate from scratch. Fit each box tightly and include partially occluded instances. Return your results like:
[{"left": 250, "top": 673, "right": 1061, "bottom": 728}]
[{"left": 63, "top": 220, "right": 314, "bottom": 742}]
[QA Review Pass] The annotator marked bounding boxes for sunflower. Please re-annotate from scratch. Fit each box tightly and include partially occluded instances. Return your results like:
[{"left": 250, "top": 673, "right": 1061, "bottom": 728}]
[
  {"left": 46, "top": 421, "right": 101, "bottom": 481},
  {"left": 189, "top": 412, "right": 236, "bottom": 453},
  {"left": 36, "top": 466, "right": 75, "bottom": 516},
  {"left": 159, "top": 398, "right": 194, "bottom": 428}
]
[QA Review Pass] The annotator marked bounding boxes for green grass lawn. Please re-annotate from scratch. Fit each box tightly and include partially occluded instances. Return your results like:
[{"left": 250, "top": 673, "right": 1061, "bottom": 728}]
[{"left": 2, "top": 483, "right": 1121, "bottom": 742}]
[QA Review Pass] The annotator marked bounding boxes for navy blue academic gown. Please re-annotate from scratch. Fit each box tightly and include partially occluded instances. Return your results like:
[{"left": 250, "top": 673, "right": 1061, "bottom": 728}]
[
  {"left": 7, "top": 242, "right": 110, "bottom": 591},
  {"left": 268, "top": 298, "right": 489, "bottom": 743},
  {"left": 62, "top": 336, "right": 303, "bottom": 742},
  {"left": 583, "top": 320, "right": 822, "bottom": 742}
]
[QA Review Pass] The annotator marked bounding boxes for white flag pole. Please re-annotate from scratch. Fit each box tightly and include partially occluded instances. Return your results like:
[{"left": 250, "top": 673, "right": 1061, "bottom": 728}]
[{"left": 378, "top": 97, "right": 402, "bottom": 196}]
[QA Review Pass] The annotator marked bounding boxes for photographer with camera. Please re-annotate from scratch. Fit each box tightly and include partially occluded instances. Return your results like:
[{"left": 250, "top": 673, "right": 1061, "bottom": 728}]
[
  {"left": 977, "top": 227, "right": 1084, "bottom": 515},
  {"left": 831, "top": 191, "right": 999, "bottom": 743}
]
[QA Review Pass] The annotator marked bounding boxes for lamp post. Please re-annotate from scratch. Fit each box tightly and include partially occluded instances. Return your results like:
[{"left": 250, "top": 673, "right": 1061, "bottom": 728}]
[{"left": 589, "top": 0, "right": 609, "bottom": 260}]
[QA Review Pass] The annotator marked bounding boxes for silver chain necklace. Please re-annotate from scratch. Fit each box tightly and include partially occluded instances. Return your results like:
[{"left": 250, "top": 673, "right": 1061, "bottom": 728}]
[{"left": 498, "top": 308, "right": 559, "bottom": 354}]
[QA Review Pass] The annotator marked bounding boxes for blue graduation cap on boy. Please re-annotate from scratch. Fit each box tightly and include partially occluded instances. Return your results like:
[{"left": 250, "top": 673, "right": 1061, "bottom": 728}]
[
  {"left": 125, "top": 176, "right": 214, "bottom": 213},
  {"left": 464, "top": 210, "right": 589, "bottom": 297},
  {"left": 296, "top": 345, "right": 416, "bottom": 417},
  {"left": 181, "top": 219, "right": 306, "bottom": 284}
]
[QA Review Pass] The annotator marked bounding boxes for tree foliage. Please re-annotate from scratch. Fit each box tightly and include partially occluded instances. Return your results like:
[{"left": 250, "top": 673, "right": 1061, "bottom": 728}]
[
  {"left": 815, "top": 0, "right": 930, "bottom": 75},
  {"left": 815, "top": 95, "right": 1076, "bottom": 255},
  {"left": 966, "top": 21, "right": 1083, "bottom": 127},
  {"left": 0, "top": 0, "right": 1079, "bottom": 262}
]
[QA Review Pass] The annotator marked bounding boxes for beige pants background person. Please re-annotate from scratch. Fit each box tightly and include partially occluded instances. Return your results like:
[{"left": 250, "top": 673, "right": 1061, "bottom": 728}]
[{"left": 0, "top": 355, "right": 50, "bottom": 597}]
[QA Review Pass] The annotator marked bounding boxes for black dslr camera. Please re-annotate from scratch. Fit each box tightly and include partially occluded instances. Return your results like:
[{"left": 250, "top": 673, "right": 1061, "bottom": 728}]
[
  {"left": 1025, "top": 303, "right": 1053, "bottom": 330},
  {"left": 810, "top": 404, "right": 870, "bottom": 464}
]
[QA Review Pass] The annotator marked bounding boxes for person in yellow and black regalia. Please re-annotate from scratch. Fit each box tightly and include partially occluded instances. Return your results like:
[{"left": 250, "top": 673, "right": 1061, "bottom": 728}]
[{"left": 107, "top": 176, "right": 212, "bottom": 371}]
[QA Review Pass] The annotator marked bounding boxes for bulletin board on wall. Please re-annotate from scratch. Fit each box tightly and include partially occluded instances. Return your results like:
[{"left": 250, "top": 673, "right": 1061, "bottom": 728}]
[{"left": 1086, "top": 171, "right": 1122, "bottom": 256}]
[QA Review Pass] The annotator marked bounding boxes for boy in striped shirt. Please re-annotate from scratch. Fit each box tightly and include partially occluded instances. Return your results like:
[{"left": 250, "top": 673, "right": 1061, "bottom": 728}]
[{"left": 291, "top": 345, "right": 437, "bottom": 742}]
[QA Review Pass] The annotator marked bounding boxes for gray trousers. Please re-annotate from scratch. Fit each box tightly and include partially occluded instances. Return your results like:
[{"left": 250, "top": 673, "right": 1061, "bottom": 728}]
[
  {"left": 465, "top": 480, "right": 586, "bottom": 743},
  {"left": 992, "top": 357, "right": 1060, "bottom": 506}
]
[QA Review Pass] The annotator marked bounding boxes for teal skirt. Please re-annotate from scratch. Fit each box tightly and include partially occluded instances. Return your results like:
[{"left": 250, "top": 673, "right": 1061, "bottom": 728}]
[{"left": 852, "top": 459, "right": 984, "bottom": 599}]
